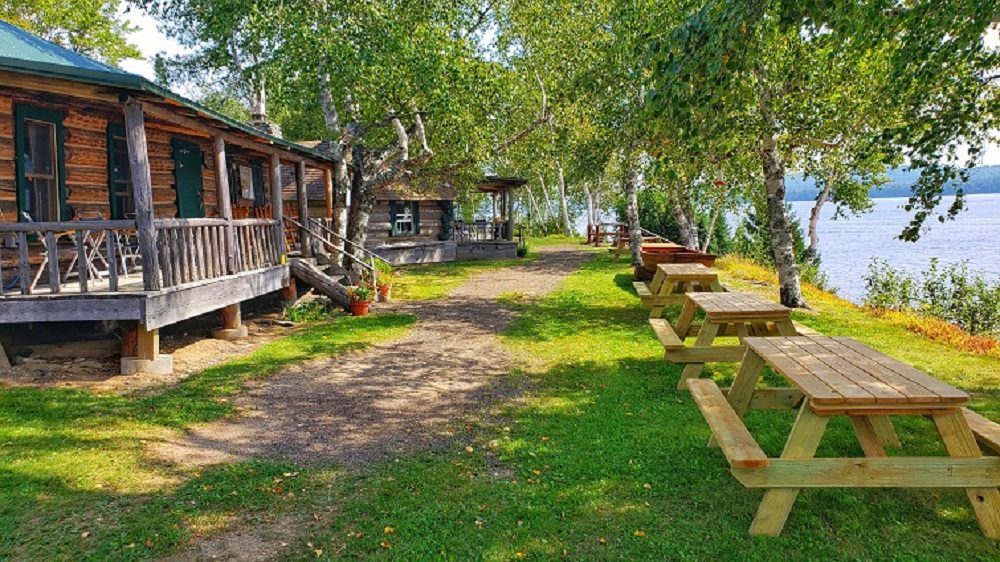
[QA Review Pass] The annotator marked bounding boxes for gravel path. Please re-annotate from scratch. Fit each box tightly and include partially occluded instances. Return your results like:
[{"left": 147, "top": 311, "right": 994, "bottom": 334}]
[{"left": 150, "top": 245, "right": 590, "bottom": 467}]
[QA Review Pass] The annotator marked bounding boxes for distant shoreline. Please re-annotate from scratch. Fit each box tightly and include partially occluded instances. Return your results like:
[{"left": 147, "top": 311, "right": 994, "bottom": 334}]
[{"left": 785, "top": 165, "right": 1000, "bottom": 201}]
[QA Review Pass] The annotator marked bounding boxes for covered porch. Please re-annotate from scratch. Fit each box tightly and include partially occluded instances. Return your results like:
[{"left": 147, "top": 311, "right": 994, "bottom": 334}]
[
  {"left": 453, "top": 176, "right": 525, "bottom": 260},
  {"left": 0, "top": 64, "right": 335, "bottom": 374}
]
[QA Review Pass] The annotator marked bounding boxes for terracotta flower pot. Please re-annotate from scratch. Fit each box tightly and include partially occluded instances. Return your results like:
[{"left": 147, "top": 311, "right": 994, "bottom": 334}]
[
  {"left": 378, "top": 284, "right": 392, "bottom": 302},
  {"left": 349, "top": 301, "right": 372, "bottom": 316}
]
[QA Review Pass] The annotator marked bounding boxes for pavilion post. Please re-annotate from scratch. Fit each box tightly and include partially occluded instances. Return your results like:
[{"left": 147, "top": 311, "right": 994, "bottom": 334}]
[
  {"left": 324, "top": 167, "right": 334, "bottom": 219},
  {"left": 213, "top": 135, "right": 236, "bottom": 274},
  {"left": 296, "top": 161, "right": 312, "bottom": 257},
  {"left": 269, "top": 154, "right": 285, "bottom": 255},
  {"left": 121, "top": 98, "right": 161, "bottom": 291}
]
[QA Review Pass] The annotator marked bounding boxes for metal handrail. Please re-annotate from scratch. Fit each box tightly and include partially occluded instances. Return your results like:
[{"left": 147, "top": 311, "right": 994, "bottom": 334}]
[
  {"left": 307, "top": 218, "right": 390, "bottom": 267},
  {"left": 284, "top": 216, "right": 378, "bottom": 292}
]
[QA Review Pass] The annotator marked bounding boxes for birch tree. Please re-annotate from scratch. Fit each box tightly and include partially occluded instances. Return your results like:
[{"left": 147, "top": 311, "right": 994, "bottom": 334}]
[{"left": 644, "top": 0, "right": 999, "bottom": 307}]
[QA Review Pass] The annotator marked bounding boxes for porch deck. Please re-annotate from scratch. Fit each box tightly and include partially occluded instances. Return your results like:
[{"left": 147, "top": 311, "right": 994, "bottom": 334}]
[{"left": 0, "top": 218, "right": 287, "bottom": 329}]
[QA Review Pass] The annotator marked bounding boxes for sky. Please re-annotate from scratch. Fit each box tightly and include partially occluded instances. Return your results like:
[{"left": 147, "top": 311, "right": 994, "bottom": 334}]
[{"left": 115, "top": 8, "right": 1000, "bottom": 166}]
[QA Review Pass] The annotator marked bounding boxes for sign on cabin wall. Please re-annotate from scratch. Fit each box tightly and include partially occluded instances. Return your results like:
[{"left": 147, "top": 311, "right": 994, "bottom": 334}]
[{"left": 239, "top": 165, "right": 254, "bottom": 199}]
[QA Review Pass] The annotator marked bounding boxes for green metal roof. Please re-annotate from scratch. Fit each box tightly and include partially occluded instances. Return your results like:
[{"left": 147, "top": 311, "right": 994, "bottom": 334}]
[{"left": 0, "top": 20, "right": 334, "bottom": 164}]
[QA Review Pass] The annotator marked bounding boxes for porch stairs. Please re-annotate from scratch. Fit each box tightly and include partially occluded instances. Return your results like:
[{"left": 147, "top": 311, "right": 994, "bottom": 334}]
[{"left": 284, "top": 217, "right": 389, "bottom": 310}]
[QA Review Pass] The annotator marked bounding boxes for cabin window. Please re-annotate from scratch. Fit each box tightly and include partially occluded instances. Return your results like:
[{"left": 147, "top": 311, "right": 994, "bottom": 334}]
[
  {"left": 107, "top": 124, "right": 134, "bottom": 219},
  {"left": 228, "top": 160, "right": 267, "bottom": 207},
  {"left": 389, "top": 201, "right": 420, "bottom": 237},
  {"left": 14, "top": 105, "right": 66, "bottom": 222}
]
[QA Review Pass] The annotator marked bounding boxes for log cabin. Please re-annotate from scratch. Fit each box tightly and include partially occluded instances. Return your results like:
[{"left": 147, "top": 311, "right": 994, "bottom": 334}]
[
  {"left": 285, "top": 165, "right": 525, "bottom": 264},
  {"left": 0, "top": 21, "right": 336, "bottom": 375}
]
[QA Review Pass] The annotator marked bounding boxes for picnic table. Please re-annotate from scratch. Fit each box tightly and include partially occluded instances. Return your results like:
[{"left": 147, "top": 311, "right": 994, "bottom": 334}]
[
  {"left": 650, "top": 291, "right": 815, "bottom": 391},
  {"left": 633, "top": 263, "right": 725, "bottom": 318},
  {"left": 686, "top": 335, "right": 1000, "bottom": 537}
]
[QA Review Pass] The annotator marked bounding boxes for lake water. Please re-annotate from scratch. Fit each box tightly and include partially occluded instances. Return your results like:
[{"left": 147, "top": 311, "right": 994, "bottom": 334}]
[{"left": 788, "top": 193, "right": 1000, "bottom": 302}]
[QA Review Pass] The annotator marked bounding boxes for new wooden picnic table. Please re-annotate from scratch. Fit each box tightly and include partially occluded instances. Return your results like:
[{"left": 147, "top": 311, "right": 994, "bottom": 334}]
[
  {"left": 687, "top": 335, "right": 1000, "bottom": 538},
  {"left": 650, "top": 291, "right": 812, "bottom": 391},
  {"left": 633, "top": 263, "right": 725, "bottom": 318}
]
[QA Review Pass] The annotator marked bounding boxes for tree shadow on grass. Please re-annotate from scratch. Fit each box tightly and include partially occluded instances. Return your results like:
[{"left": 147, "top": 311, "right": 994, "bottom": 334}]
[
  {"left": 0, "top": 313, "right": 415, "bottom": 560},
  {"left": 294, "top": 355, "right": 995, "bottom": 561}
]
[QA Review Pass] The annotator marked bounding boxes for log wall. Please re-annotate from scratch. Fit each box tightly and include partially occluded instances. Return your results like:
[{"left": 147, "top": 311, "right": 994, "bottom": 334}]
[
  {"left": 0, "top": 88, "right": 241, "bottom": 223},
  {"left": 367, "top": 200, "right": 446, "bottom": 245}
]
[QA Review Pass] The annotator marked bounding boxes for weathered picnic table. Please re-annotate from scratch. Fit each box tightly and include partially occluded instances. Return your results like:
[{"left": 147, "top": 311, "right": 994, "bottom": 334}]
[
  {"left": 650, "top": 291, "right": 815, "bottom": 391},
  {"left": 687, "top": 335, "right": 1000, "bottom": 538},
  {"left": 633, "top": 263, "right": 725, "bottom": 318}
]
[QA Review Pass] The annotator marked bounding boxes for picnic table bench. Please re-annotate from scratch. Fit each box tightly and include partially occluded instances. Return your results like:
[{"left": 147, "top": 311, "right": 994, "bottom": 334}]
[
  {"left": 650, "top": 291, "right": 816, "bottom": 391},
  {"left": 687, "top": 335, "right": 1000, "bottom": 538},
  {"left": 633, "top": 263, "right": 725, "bottom": 318}
]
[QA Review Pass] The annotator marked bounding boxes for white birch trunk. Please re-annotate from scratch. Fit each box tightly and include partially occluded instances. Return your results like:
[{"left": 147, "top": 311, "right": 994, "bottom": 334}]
[
  {"left": 583, "top": 183, "right": 595, "bottom": 231},
  {"left": 757, "top": 69, "right": 806, "bottom": 308},
  {"left": 624, "top": 159, "right": 643, "bottom": 267},
  {"left": 804, "top": 178, "right": 833, "bottom": 263},
  {"left": 555, "top": 159, "right": 572, "bottom": 234}
]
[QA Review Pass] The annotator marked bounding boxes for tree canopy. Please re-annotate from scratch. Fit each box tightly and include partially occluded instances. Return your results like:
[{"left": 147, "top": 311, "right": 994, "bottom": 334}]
[{"left": 1, "top": 0, "right": 140, "bottom": 65}]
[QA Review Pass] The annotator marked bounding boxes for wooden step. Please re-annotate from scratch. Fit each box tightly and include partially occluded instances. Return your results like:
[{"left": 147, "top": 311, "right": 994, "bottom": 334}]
[
  {"left": 687, "top": 378, "right": 769, "bottom": 469},
  {"left": 633, "top": 281, "right": 652, "bottom": 297},
  {"left": 648, "top": 318, "right": 684, "bottom": 350},
  {"left": 964, "top": 408, "right": 1000, "bottom": 455}
]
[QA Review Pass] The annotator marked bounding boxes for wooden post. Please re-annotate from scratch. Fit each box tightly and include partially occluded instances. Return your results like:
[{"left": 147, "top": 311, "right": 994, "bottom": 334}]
[
  {"left": 269, "top": 154, "right": 285, "bottom": 255},
  {"left": 212, "top": 303, "right": 249, "bottom": 340},
  {"left": 296, "top": 160, "right": 312, "bottom": 257},
  {"left": 214, "top": 135, "right": 236, "bottom": 274},
  {"left": 137, "top": 325, "right": 159, "bottom": 361},
  {"left": 506, "top": 187, "right": 515, "bottom": 241},
  {"left": 120, "top": 323, "right": 172, "bottom": 375},
  {"left": 324, "top": 167, "right": 334, "bottom": 219},
  {"left": 122, "top": 99, "right": 161, "bottom": 291},
  {"left": 280, "top": 278, "right": 298, "bottom": 304}
]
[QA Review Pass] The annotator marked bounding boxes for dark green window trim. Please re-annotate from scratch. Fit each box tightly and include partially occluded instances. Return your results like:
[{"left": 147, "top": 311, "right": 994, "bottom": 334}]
[
  {"left": 389, "top": 200, "right": 420, "bottom": 237},
  {"left": 13, "top": 103, "right": 68, "bottom": 221},
  {"left": 106, "top": 123, "right": 133, "bottom": 220}
]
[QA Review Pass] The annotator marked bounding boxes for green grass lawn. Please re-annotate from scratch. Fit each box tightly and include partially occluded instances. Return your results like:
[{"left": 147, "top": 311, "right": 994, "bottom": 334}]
[
  {"left": 0, "top": 314, "right": 415, "bottom": 560},
  {"left": 4, "top": 251, "right": 1000, "bottom": 560},
  {"left": 391, "top": 236, "right": 583, "bottom": 301}
]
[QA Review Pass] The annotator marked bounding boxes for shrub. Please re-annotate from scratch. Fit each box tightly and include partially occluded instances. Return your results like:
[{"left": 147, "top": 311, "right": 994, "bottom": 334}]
[
  {"left": 285, "top": 300, "right": 335, "bottom": 322},
  {"left": 863, "top": 258, "right": 1000, "bottom": 337},
  {"left": 516, "top": 244, "right": 529, "bottom": 258}
]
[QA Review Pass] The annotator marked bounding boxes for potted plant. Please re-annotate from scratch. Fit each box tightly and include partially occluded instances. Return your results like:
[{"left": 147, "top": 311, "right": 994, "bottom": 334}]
[
  {"left": 376, "top": 270, "right": 394, "bottom": 301},
  {"left": 374, "top": 261, "right": 394, "bottom": 301},
  {"left": 347, "top": 282, "right": 375, "bottom": 316}
]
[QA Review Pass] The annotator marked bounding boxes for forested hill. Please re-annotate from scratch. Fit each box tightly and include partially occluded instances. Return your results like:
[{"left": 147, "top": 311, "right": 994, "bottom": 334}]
[{"left": 786, "top": 165, "right": 1000, "bottom": 201}]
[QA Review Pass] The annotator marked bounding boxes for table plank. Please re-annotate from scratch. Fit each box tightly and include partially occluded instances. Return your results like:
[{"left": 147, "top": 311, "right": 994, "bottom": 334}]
[
  {"left": 747, "top": 338, "right": 845, "bottom": 404},
  {"left": 688, "top": 292, "right": 790, "bottom": 320},
  {"left": 744, "top": 336, "right": 968, "bottom": 409},
  {"left": 832, "top": 337, "right": 968, "bottom": 403}
]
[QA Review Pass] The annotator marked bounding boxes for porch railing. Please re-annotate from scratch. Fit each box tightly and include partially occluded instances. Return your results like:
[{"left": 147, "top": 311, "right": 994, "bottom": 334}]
[
  {"left": 0, "top": 217, "right": 284, "bottom": 295},
  {"left": 284, "top": 216, "right": 379, "bottom": 292},
  {"left": 0, "top": 220, "right": 138, "bottom": 295},
  {"left": 154, "top": 218, "right": 283, "bottom": 288},
  {"left": 453, "top": 220, "right": 512, "bottom": 243}
]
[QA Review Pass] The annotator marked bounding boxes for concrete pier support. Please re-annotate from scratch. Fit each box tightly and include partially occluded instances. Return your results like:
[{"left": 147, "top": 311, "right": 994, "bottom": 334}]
[
  {"left": 211, "top": 303, "right": 249, "bottom": 340},
  {"left": 121, "top": 323, "right": 172, "bottom": 375}
]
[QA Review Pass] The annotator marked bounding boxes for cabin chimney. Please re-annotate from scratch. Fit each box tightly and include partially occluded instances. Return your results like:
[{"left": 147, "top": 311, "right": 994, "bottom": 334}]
[{"left": 250, "top": 113, "right": 282, "bottom": 138}]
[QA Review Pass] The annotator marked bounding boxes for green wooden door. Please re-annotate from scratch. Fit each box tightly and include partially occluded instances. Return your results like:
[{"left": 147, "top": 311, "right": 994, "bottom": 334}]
[{"left": 172, "top": 138, "right": 204, "bottom": 218}]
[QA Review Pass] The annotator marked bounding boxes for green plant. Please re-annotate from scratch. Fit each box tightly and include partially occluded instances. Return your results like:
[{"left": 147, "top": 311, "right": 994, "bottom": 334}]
[
  {"left": 864, "top": 258, "right": 1000, "bottom": 337},
  {"left": 284, "top": 299, "right": 335, "bottom": 322},
  {"left": 348, "top": 282, "right": 375, "bottom": 303},
  {"left": 516, "top": 244, "right": 529, "bottom": 258},
  {"left": 376, "top": 269, "right": 394, "bottom": 288}
]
